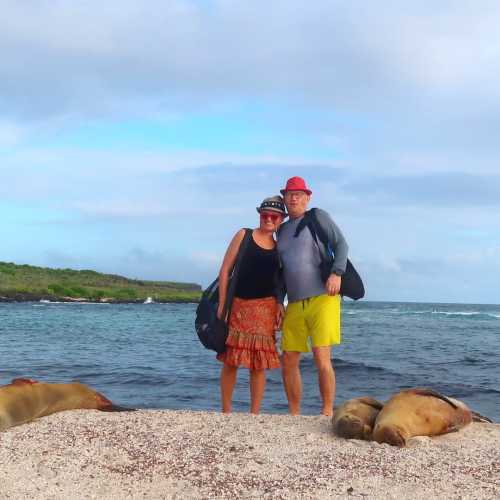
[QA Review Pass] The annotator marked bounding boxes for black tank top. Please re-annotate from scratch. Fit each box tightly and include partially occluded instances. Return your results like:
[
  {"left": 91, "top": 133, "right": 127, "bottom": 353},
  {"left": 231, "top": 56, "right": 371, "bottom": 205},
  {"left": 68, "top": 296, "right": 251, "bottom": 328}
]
[{"left": 234, "top": 234, "right": 280, "bottom": 299}]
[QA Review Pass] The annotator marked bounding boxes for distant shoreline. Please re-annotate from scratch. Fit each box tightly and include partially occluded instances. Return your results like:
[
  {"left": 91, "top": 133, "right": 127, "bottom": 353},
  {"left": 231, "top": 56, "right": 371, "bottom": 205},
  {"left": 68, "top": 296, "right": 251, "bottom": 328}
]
[
  {"left": 0, "top": 292, "right": 199, "bottom": 304},
  {"left": 0, "top": 261, "right": 202, "bottom": 303}
]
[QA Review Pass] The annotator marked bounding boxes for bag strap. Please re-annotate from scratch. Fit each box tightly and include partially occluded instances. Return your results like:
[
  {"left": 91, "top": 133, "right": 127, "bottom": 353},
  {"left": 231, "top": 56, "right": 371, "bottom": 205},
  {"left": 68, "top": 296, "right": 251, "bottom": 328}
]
[
  {"left": 221, "top": 228, "right": 253, "bottom": 319},
  {"left": 293, "top": 209, "right": 326, "bottom": 256}
]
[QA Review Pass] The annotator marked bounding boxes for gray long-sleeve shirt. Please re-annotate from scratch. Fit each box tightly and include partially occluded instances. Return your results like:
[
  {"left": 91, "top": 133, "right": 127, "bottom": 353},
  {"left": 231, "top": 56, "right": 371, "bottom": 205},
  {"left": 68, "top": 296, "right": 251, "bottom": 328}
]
[{"left": 277, "top": 208, "right": 349, "bottom": 303}]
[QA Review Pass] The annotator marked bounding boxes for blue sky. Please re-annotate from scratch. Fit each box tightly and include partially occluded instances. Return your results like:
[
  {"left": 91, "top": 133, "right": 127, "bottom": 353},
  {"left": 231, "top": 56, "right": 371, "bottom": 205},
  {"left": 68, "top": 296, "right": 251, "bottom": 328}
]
[{"left": 1, "top": 0, "right": 499, "bottom": 303}]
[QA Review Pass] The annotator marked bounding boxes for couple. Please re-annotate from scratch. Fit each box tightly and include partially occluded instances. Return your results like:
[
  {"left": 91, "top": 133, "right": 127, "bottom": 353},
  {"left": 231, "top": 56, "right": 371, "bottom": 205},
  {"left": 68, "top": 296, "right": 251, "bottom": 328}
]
[{"left": 216, "top": 176, "right": 348, "bottom": 416}]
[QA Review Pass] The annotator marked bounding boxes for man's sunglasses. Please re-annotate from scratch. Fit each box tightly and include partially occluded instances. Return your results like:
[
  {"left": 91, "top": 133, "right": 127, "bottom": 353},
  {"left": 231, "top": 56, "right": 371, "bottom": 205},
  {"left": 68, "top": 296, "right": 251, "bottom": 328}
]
[{"left": 259, "top": 211, "right": 281, "bottom": 222}]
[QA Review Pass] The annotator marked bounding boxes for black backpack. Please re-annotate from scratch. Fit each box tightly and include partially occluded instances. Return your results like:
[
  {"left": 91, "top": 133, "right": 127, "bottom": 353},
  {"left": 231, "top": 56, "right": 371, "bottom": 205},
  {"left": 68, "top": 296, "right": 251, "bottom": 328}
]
[
  {"left": 195, "top": 229, "right": 253, "bottom": 353},
  {"left": 296, "top": 209, "right": 365, "bottom": 300}
]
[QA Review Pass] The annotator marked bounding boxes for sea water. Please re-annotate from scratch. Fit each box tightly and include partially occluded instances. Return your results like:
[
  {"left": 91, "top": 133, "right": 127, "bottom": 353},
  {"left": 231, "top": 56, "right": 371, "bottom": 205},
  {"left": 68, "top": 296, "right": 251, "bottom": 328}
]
[{"left": 0, "top": 301, "right": 498, "bottom": 421}]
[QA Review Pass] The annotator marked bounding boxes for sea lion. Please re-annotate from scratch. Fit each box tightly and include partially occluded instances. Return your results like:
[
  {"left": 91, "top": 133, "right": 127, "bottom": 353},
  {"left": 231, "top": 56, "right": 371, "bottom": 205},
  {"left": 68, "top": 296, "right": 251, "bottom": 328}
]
[
  {"left": 372, "top": 388, "right": 475, "bottom": 447},
  {"left": 332, "top": 396, "right": 384, "bottom": 440},
  {"left": 0, "top": 378, "right": 132, "bottom": 432}
]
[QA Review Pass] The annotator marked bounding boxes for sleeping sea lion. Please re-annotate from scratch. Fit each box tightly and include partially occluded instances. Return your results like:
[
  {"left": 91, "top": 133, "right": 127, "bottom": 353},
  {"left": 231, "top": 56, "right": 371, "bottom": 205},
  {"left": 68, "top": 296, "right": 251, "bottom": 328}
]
[
  {"left": 372, "top": 388, "right": 475, "bottom": 447},
  {"left": 332, "top": 396, "right": 384, "bottom": 440},
  {"left": 0, "top": 378, "right": 132, "bottom": 432}
]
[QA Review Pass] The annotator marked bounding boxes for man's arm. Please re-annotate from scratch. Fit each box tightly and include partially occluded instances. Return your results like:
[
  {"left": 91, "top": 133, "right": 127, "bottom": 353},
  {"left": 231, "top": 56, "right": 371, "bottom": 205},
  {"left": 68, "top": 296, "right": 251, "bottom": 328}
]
[{"left": 313, "top": 208, "right": 349, "bottom": 276}]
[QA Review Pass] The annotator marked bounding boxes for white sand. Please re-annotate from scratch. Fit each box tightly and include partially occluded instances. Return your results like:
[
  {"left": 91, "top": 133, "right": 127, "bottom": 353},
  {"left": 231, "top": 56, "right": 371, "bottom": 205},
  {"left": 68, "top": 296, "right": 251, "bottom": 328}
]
[{"left": 0, "top": 410, "right": 498, "bottom": 499}]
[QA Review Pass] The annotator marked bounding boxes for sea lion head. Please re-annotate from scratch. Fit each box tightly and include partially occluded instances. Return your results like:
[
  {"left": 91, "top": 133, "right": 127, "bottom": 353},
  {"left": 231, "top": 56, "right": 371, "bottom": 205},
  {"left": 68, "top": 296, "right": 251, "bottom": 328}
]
[
  {"left": 334, "top": 415, "right": 370, "bottom": 440},
  {"left": 332, "top": 397, "right": 383, "bottom": 440},
  {"left": 373, "top": 424, "right": 407, "bottom": 447}
]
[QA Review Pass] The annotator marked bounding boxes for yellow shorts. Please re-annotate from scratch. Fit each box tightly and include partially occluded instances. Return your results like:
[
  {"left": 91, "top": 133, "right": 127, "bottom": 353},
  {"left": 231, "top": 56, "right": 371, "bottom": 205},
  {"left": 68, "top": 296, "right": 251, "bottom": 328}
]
[{"left": 281, "top": 294, "right": 341, "bottom": 352}]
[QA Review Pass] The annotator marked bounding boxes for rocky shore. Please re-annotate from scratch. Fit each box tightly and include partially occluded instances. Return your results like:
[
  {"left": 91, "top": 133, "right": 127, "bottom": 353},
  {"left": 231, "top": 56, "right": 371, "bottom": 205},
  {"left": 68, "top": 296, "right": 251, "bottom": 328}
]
[{"left": 1, "top": 410, "right": 498, "bottom": 499}]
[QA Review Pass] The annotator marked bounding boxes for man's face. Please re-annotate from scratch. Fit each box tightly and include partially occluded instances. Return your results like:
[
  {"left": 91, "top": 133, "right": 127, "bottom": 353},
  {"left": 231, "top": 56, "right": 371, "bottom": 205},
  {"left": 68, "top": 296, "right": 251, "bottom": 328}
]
[{"left": 284, "top": 190, "right": 310, "bottom": 218}]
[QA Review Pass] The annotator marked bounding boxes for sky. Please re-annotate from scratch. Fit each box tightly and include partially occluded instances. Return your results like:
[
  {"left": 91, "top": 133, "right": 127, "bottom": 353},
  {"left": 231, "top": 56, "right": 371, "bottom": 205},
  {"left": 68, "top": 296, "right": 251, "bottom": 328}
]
[{"left": 1, "top": 0, "right": 499, "bottom": 304}]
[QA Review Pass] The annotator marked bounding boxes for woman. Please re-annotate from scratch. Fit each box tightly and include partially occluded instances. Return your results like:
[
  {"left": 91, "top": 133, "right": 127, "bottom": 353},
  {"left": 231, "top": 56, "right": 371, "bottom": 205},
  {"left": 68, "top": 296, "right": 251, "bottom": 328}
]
[{"left": 216, "top": 195, "right": 286, "bottom": 414}]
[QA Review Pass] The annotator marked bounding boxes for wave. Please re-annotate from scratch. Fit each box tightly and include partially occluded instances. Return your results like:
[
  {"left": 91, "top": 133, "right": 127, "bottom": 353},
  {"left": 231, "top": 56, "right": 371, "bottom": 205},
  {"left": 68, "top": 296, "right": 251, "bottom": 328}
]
[
  {"left": 33, "top": 301, "right": 111, "bottom": 305},
  {"left": 431, "top": 311, "right": 500, "bottom": 320},
  {"left": 344, "top": 307, "right": 500, "bottom": 320},
  {"left": 386, "top": 308, "right": 499, "bottom": 319},
  {"left": 437, "top": 355, "right": 499, "bottom": 367},
  {"left": 301, "top": 357, "right": 394, "bottom": 377}
]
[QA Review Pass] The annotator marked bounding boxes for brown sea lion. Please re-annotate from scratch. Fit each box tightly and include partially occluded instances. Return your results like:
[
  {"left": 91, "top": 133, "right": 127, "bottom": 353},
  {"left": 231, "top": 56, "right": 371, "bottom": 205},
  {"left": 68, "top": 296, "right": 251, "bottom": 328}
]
[
  {"left": 332, "top": 396, "right": 384, "bottom": 440},
  {"left": 0, "top": 378, "right": 132, "bottom": 432},
  {"left": 372, "top": 388, "right": 476, "bottom": 447}
]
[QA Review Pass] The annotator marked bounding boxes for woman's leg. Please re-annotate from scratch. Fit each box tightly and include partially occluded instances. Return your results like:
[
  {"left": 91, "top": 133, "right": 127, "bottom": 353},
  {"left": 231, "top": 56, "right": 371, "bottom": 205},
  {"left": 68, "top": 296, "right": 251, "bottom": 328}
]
[
  {"left": 249, "top": 369, "right": 266, "bottom": 414},
  {"left": 220, "top": 364, "right": 238, "bottom": 413}
]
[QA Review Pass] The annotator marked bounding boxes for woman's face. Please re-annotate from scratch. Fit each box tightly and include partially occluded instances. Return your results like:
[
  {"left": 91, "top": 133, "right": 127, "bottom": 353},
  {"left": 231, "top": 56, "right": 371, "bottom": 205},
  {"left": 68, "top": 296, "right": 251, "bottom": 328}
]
[{"left": 259, "top": 211, "right": 284, "bottom": 232}]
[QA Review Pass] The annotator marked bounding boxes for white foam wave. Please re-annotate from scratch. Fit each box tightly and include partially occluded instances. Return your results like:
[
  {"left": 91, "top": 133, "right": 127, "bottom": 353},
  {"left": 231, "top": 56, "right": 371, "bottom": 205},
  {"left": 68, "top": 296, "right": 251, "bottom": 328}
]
[
  {"left": 431, "top": 310, "right": 499, "bottom": 319},
  {"left": 34, "top": 301, "right": 111, "bottom": 305}
]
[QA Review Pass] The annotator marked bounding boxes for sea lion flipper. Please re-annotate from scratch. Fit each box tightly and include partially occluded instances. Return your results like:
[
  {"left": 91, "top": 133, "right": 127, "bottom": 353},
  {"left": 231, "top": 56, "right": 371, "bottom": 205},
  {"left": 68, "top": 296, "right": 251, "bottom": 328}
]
[
  {"left": 358, "top": 397, "right": 384, "bottom": 410},
  {"left": 406, "top": 388, "right": 459, "bottom": 409},
  {"left": 93, "top": 391, "right": 136, "bottom": 412},
  {"left": 471, "top": 411, "right": 493, "bottom": 423},
  {"left": 99, "top": 405, "right": 137, "bottom": 412}
]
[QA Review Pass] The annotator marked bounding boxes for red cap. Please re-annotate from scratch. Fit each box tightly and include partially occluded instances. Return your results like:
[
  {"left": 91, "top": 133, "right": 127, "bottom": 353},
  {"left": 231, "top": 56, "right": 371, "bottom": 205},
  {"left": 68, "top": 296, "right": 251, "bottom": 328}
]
[{"left": 280, "top": 176, "right": 312, "bottom": 196}]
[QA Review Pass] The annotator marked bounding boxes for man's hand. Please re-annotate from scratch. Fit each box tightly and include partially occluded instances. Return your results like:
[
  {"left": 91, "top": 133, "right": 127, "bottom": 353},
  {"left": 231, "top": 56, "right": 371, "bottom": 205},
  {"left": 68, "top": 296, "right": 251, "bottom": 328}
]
[
  {"left": 276, "top": 304, "right": 285, "bottom": 330},
  {"left": 326, "top": 274, "right": 342, "bottom": 296}
]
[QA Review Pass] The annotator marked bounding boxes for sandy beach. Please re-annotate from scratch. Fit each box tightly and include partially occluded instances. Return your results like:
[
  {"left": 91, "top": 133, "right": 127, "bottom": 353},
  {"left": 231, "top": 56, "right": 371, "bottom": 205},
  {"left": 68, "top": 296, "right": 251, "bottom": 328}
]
[{"left": 0, "top": 410, "right": 498, "bottom": 499}]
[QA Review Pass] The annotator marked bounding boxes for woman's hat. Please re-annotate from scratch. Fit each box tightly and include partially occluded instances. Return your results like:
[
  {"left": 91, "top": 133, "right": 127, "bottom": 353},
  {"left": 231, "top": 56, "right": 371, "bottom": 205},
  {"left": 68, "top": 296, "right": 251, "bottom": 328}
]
[
  {"left": 280, "top": 176, "right": 312, "bottom": 195},
  {"left": 256, "top": 195, "right": 287, "bottom": 216}
]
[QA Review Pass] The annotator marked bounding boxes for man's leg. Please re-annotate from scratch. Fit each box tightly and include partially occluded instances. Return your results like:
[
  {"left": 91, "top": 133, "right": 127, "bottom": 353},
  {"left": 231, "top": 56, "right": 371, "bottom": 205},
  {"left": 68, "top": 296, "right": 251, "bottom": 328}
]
[
  {"left": 220, "top": 364, "right": 238, "bottom": 413},
  {"left": 312, "top": 345, "right": 335, "bottom": 416},
  {"left": 249, "top": 369, "right": 266, "bottom": 414},
  {"left": 282, "top": 351, "right": 302, "bottom": 415},
  {"left": 308, "top": 294, "right": 340, "bottom": 416}
]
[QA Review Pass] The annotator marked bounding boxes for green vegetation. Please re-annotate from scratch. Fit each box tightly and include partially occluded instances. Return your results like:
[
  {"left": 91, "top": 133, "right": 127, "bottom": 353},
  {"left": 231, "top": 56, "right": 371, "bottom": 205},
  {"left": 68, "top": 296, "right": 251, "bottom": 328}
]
[{"left": 0, "top": 261, "right": 201, "bottom": 303}]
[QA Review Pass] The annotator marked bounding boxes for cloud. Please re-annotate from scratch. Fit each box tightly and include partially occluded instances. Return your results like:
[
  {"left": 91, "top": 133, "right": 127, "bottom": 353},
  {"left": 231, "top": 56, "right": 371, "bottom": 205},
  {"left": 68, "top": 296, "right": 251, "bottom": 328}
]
[
  {"left": 1, "top": 1, "right": 499, "bottom": 303},
  {"left": 0, "top": 121, "right": 26, "bottom": 147},
  {"left": 1, "top": 1, "right": 499, "bottom": 121},
  {"left": 346, "top": 172, "right": 500, "bottom": 208}
]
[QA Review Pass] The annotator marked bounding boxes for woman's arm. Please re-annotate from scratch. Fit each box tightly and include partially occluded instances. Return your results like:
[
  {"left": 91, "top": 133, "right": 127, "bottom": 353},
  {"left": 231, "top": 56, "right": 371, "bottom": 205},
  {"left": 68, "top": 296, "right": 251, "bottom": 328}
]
[{"left": 217, "top": 229, "right": 246, "bottom": 319}]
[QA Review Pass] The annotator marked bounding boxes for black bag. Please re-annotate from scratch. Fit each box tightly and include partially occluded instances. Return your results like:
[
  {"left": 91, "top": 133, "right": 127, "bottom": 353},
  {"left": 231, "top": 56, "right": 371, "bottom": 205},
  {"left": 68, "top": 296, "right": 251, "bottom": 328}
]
[
  {"left": 302, "top": 209, "right": 365, "bottom": 300},
  {"left": 195, "top": 229, "right": 252, "bottom": 353}
]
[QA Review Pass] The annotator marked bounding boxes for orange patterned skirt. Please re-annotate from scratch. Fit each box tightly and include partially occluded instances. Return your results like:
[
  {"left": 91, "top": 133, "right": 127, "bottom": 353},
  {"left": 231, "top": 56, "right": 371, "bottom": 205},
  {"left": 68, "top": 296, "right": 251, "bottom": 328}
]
[{"left": 217, "top": 296, "right": 281, "bottom": 370}]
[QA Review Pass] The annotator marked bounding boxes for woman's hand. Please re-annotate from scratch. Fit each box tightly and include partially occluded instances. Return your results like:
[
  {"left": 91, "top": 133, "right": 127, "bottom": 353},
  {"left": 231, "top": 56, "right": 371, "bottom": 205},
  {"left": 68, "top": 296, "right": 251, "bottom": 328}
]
[{"left": 217, "top": 304, "right": 224, "bottom": 321}]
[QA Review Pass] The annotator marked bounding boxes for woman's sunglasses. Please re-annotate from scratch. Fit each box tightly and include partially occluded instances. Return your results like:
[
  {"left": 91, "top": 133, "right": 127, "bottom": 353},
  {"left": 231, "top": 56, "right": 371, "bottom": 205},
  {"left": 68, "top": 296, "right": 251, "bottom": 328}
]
[{"left": 259, "top": 211, "right": 281, "bottom": 222}]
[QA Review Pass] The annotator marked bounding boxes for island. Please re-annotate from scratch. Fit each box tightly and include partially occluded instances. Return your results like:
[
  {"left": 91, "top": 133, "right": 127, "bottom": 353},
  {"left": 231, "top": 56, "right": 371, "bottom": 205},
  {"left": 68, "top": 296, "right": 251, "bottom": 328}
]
[{"left": 0, "top": 261, "right": 202, "bottom": 303}]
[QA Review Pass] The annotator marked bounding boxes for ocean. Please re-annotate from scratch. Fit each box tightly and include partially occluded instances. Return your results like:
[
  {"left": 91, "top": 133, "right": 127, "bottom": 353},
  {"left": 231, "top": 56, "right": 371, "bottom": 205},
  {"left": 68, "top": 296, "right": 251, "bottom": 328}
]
[{"left": 0, "top": 301, "right": 498, "bottom": 421}]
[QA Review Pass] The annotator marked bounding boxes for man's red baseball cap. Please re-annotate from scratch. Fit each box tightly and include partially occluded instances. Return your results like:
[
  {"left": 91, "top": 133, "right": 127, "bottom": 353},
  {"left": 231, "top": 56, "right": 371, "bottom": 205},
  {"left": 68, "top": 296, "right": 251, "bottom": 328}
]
[{"left": 280, "top": 176, "right": 312, "bottom": 196}]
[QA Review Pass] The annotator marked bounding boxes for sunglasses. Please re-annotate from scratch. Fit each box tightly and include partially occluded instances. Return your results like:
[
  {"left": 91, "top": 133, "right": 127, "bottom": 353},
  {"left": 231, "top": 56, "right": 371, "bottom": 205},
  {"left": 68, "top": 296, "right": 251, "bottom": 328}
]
[{"left": 259, "top": 211, "right": 281, "bottom": 222}]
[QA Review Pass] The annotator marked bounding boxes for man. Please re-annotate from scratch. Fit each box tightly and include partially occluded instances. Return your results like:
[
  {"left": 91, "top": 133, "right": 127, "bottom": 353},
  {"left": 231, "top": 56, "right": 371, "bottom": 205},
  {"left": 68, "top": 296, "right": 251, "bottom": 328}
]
[{"left": 276, "top": 176, "right": 348, "bottom": 416}]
